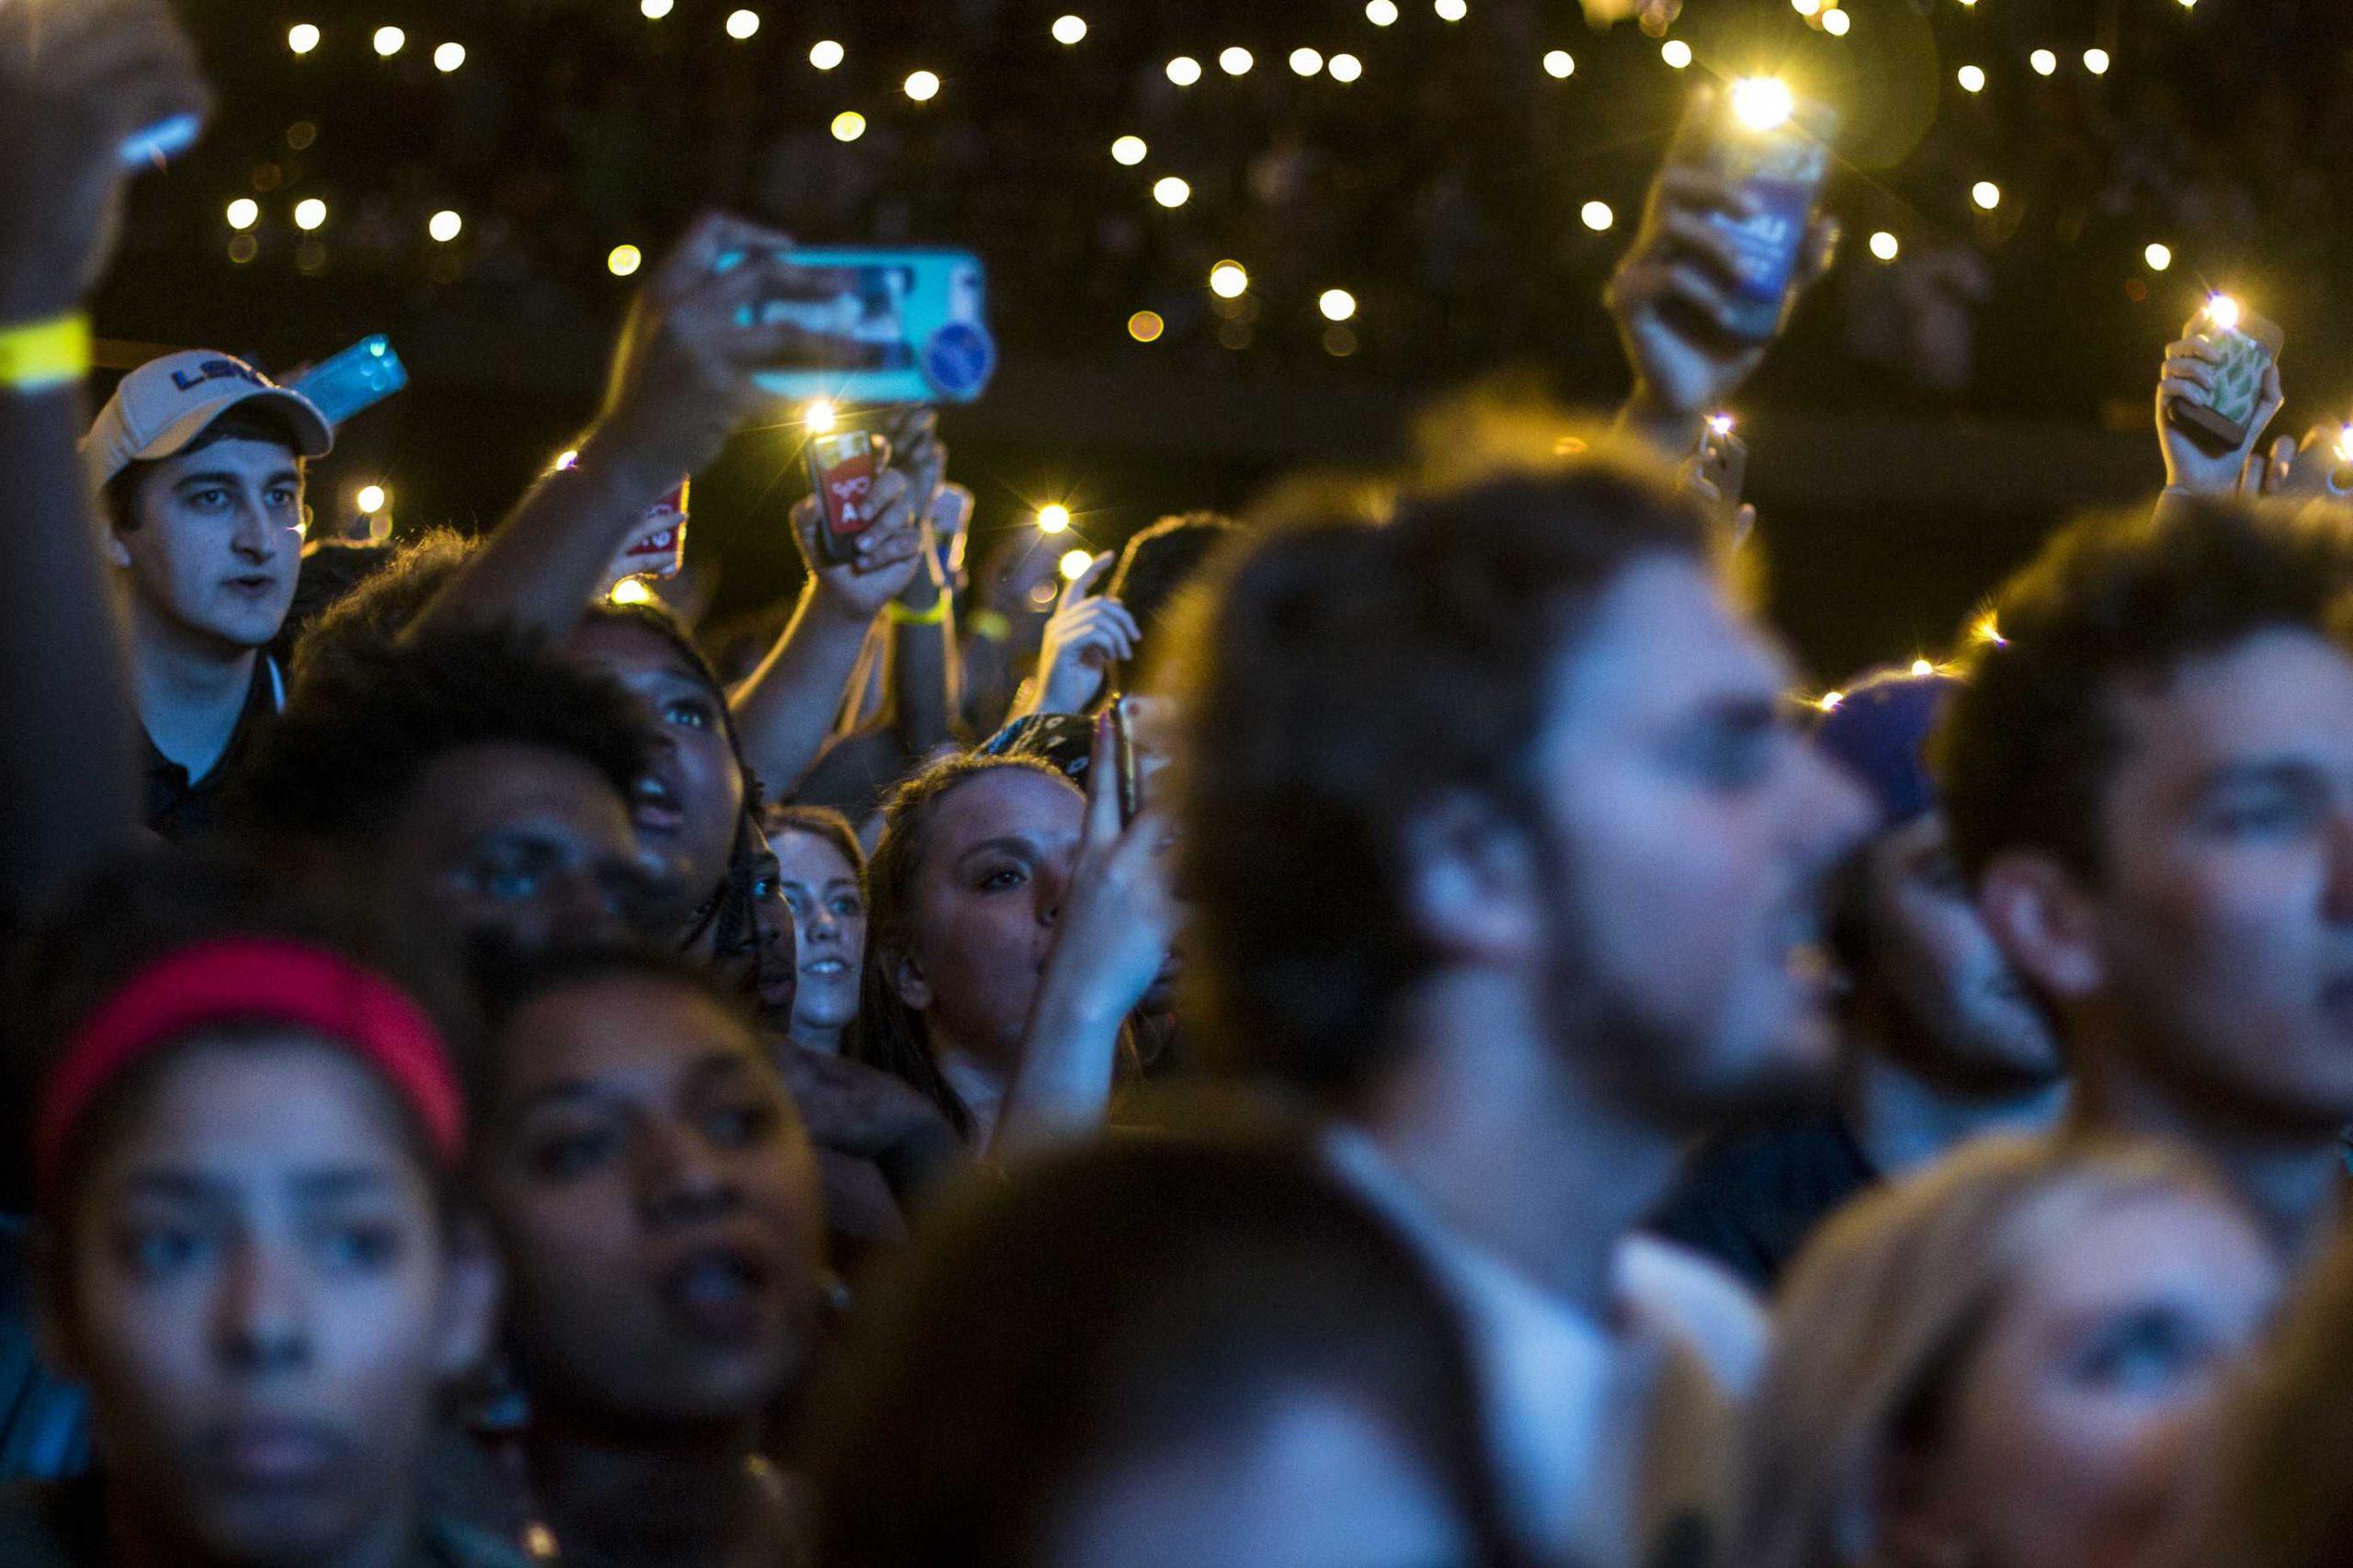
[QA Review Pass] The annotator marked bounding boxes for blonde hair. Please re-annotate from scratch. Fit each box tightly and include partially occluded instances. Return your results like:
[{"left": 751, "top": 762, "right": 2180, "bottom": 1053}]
[{"left": 1737, "top": 1134, "right": 2247, "bottom": 1568}]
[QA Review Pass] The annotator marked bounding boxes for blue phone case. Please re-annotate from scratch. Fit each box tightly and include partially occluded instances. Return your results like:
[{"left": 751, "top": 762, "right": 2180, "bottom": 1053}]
[
  {"left": 290, "top": 336, "right": 408, "bottom": 427},
  {"left": 718, "top": 247, "right": 997, "bottom": 405}
]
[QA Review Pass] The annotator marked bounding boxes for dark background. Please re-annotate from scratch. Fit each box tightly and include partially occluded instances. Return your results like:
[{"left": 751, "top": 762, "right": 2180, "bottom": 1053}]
[{"left": 96, "top": 0, "right": 2353, "bottom": 683}]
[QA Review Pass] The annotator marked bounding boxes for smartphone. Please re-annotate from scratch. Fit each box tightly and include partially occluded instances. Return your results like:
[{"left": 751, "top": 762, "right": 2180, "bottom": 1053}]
[
  {"left": 931, "top": 483, "right": 975, "bottom": 583},
  {"left": 1110, "top": 695, "right": 1142, "bottom": 827},
  {"left": 717, "top": 246, "right": 996, "bottom": 405},
  {"left": 1697, "top": 415, "right": 1749, "bottom": 511},
  {"left": 600, "top": 480, "right": 691, "bottom": 594},
  {"left": 120, "top": 111, "right": 202, "bottom": 170},
  {"left": 805, "top": 430, "right": 892, "bottom": 566},
  {"left": 289, "top": 335, "right": 409, "bottom": 427},
  {"left": 1666, "top": 84, "right": 1836, "bottom": 342},
  {"left": 2166, "top": 301, "right": 2283, "bottom": 454}
]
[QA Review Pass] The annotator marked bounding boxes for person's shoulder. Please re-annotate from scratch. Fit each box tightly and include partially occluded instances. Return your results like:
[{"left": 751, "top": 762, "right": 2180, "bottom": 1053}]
[{"left": 1613, "top": 1232, "right": 1770, "bottom": 1400}]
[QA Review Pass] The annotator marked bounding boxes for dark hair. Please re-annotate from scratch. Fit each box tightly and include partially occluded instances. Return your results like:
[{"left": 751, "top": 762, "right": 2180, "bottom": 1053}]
[
  {"left": 766, "top": 804, "right": 867, "bottom": 887},
  {"left": 9, "top": 846, "right": 472, "bottom": 1247},
  {"left": 845, "top": 753, "right": 1075, "bottom": 1141},
  {"left": 1172, "top": 461, "right": 1713, "bottom": 1104},
  {"left": 1107, "top": 511, "right": 1241, "bottom": 636},
  {"left": 805, "top": 1132, "right": 1527, "bottom": 1568},
  {"left": 102, "top": 402, "right": 306, "bottom": 535},
  {"left": 1938, "top": 497, "right": 2353, "bottom": 885},
  {"left": 230, "top": 625, "right": 656, "bottom": 847}
]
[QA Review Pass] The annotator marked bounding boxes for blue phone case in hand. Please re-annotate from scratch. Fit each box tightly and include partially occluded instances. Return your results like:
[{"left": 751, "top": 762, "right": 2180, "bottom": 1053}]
[
  {"left": 290, "top": 336, "right": 409, "bottom": 427},
  {"left": 714, "top": 247, "right": 997, "bottom": 405}
]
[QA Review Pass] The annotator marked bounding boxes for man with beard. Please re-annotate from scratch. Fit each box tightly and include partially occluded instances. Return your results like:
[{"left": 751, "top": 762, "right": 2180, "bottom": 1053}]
[
  {"left": 1175, "top": 461, "right": 1870, "bottom": 1568},
  {"left": 1941, "top": 496, "right": 2353, "bottom": 1264},
  {"left": 1653, "top": 665, "right": 2067, "bottom": 1289}
]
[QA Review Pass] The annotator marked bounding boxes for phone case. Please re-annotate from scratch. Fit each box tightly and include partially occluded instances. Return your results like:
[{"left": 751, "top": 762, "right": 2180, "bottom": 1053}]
[
  {"left": 806, "top": 432, "right": 892, "bottom": 566},
  {"left": 2167, "top": 312, "right": 2282, "bottom": 453},
  {"left": 1667, "top": 87, "right": 1835, "bottom": 342},
  {"left": 600, "top": 480, "right": 691, "bottom": 593},
  {"left": 290, "top": 335, "right": 409, "bottom": 427},
  {"left": 718, "top": 247, "right": 997, "bottom": 405},
  {"left": 1111, "top": 697, "right": 1142, "bottom": 826}
]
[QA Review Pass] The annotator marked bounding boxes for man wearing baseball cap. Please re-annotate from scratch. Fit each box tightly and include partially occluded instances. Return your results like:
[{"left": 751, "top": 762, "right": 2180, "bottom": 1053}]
[
  {"left": 1651, "top": 665, "right": 2066, "bottom": 1288},
  {"left": 82, "top": 349, "right": 332, "bottom": 840}
]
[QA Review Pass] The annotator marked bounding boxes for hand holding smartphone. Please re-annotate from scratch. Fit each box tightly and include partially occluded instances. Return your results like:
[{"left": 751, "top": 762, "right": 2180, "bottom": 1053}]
[
  {"left": 2165, "top": 297, "right": 2284, "bottom": 455},
  {"left": 805, "top": 428, "right": 892, "bottom": 566},
  {"left": 1664, "top": 81, "right": 1836, "bottom": 343}
]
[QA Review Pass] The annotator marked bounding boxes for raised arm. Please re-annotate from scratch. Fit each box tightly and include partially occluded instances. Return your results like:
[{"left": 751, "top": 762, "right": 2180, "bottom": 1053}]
[
  {"left": 410, "top": 214, "right": 839, "bottom": 642},
  {"left": 0, "top": 0, "right": 208, "bottom": 915}
]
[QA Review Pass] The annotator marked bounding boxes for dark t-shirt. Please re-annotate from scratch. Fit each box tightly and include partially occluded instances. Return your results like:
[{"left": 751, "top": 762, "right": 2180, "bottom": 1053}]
[
  {"left": 1647, "top": 1110, "right": 1878, "bottom": 1293},
  {"left": 141, "top": 653, "right": 281, "bottom": 844}
]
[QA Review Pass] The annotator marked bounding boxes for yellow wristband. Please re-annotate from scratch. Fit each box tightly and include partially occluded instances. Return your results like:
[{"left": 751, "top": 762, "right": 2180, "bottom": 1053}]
[
  {"left": 885, "top": 596, "right": 949, "bottom": 627},
  {"left": 0, "top": 313, "right": 91, "bottom": 393}
]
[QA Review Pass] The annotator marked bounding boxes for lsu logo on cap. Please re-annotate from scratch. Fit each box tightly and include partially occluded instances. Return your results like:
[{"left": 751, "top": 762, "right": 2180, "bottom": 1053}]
[{"left": 169, "top": 358, "right": 269, "bottom": 395}]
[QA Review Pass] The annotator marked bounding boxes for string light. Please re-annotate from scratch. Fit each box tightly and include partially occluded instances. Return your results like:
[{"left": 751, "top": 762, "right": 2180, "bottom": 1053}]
[
  {"left": 288, "top": 22, "right": 320, "bottom": 53},
  {"left": 1153, "top": 176, "right": 1191, "bottom": 207},
  {"left": 1435, "top": 0, "right": 1468, "bottom": 19},
  {"left": 809, "top": 40, "right": 844, "bottom": 70},
  {"left": 428, "top": 209, "right": 461, "bottom": 242},
  {"left": 1581, "top": 200, "right": 1615, "bottom": 231},
  {"left": 1051, "top": 15, "right": 1087, "bottom": 45},
  {"left": 1037, "top": 504, "right": 1074, "bottom": 535},
  {"left": 432, "top": 41, "right": 464, "bottom": 72},
  {"left": 608, "top": 244, "right": 642, "bottom": 277},
  {"left": 2030, "top": 49, "right": 2057, "bottom": 75},
  {"left": 610, "top": 578, "right": 654, "bottom": 606},
  {"left": 1320, "top": 288, "right": 1358, "bottom": 322},
  {"left": 1127, "top": 310, "right": 1165, "bottom": 343},
  {"left": 905, "top": 70, "right": 941, "bottom": 101},
  {"left": 1661, "top": 40, "right": 1693, "bottom": 69},
  {"left": 1542, "top": 51, "right": 1574, "bottom": 79},
  {"left": 372, "top": 25, "right": 404, "bottom": 56},
  {"left": 1791, "top": 0, "right": 1820, "bottom": 14},
  {"left": 832, "top": 111, "right": 867, "bottom": 142},
  {"left": 1821, "top": 9, "right": 1849, "bottom": 36},
  {"left": 1290, "top": 48, "right": 1324, "bottom": 76},
  {"left": 1111, "top": 136, "right": 1147, "bottom": 165},
  {"left": 1220, "top": 47, "right": 1254, "bottom": 75},
  {"left": 1869, "top": 230, "right": 1899, "bottom": 262},
  {"left": 355, "top": 483, "right": 388, "bottom": 514},
  {"left": 2144, "top": 243, "right": 2173, "bottom": 272},
  {"left": 724, "top": 10, "right": 759, "bottom": 40},
  {"left": 293, "top": 197, "right": 327, "bottom": 231},
  {"left": 1328, "top": 53, "right": 1363, "bottom": 82},
  {"left": 803, "top": 400, "right": 836, "bottom": 433},
  {"left": 1366, "top": 0, "right": 1399, "bottom": 23},
  {"left": 1971, "top": 181, "right": 2002, "bottom": 210},
  {"left": 641, "top": 0, "right": 673, "bottom": 17},
  {"left": 226, "top": 198, "right": 259, "bottom": 230},
  {"left": 2083, "top": 48, "right": 2111, "bottom": 75},
  {"left": 1209, "top": 261, "right": 1249, "bottom": 298},
  {"left": 1166, "top": 55, "right": 1202, "bottom": 86},
  {"left": 1059, "top": 549, "right": 1096, "bottom": 581},
  {"left": 1957, "top": 64, "right": 1986, "bottom": 94}
]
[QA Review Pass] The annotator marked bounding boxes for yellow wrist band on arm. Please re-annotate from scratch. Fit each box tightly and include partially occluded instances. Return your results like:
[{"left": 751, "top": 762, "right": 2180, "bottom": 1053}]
[
  {"left": 0, "top": 314, "right": 92, "bottom": 393},
  {"left": 885, "top": 596, "right": 950, "bottom": 627}
]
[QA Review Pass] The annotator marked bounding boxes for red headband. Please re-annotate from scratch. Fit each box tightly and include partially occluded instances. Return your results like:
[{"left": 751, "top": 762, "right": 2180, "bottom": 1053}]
[{"left": 36, "top": 937, "right": 464, "bottom": 1199}]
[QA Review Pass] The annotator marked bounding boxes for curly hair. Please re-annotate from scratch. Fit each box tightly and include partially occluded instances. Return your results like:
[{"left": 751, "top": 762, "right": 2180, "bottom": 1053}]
[
  {"left": 1938, "top": 496, "right": 2353, "bottom": 884},
  {"left": 229, "top": 624, "right": 655, "bottom": 848},
  {"left": 845, "top": 752, "right": 1074, "bottom": 1141},
  {"left": 1169, "top": 460, "right": 1714, "bottom": 1105}
]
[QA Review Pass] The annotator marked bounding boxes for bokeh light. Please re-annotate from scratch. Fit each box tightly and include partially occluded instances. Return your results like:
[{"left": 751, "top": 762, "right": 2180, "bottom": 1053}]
[
  {"left": 1059, "top": 548, "right": 1095, "bottom": 580},
  {"left": 1435, "top": 0, "right": 1468, "bottom": 19},
  {"left": 905, "top": 70, "right": 941, "bottom": 101},
  {"left": 226, "top": 198, "right": 259, "bottom": 230},
  {"left": 1581, "top": 200, "right": 1615, "bottom": 231},
  {"left": 608, "top": 244, "right": 643, "bottom": 277},
  {"left": 1038, "top": 505, "right": 1074, "bottom": 535},
  {"left": 293, "top": 197, "right": 327, "bottom": 231},
  {"left": 1543, "top": 51, "right": 1574, "bottom": 79},
  {"left": 1328, "top": 53, "right": 1363, "bottom": 82},
  {"left": 1319, "top": 288, "right": 1358, "bottom": 321},
  {"left": 2084, "top": 49, "right": 2111, "bottom": 75},
  {"left": 641, "top": 0, "right": 673, "bottom": 17},
  {"left": 724, "top": 10, "right": 759, "bottom": 40},
  {"left": 355, "top": 483, "right": 388, "bottom": 514},
  {"left": 832, "top": 111, "right": 868, "bottom": 142},
  {"left": 2144, "top": 243, "right": 2173, "bottom": 272},
  {"left": 1220, "top": 47, "right": 1254, "bottom": 76},
  {"left": 803, "top": 399, "right": 837, "bottom": 433},
  {"left": 1111, "top": 135, "right": 1147, "bottom": 165},
  {"left": 1821, "top": 9, "right": 1850, "bottom": 36},
  {"left": 1869, "top": 230, "right": 1899, "bottom": 262},
  {"left": 610, "top": 578, "right": 654, "bottom": 606},
  {"left": 1662, "top": 40, "right": 1693, "bottom": 69},
  {"left": 1051, "top": 15, "right": 1087, "bottom": 45},
  {"left": 1971, "top": 181, "right": 2002, "bottom": 210},
  {"left": 428, "top": 209, "right": 462, "bottom": 242},
  {"left": 1366, "top": 0, "right": 1399, "bottom": 23},
  {"left": 432, "top": 40, "right": 464, "bottom": 72},
  {"left": 1153, "top": 176, "right": 1191, "bottom": 207},
  {"left": 1166, "top": 55, "right": 1202, "bottom": 86},
  {"left": 371, "top": 25, "right": 404, "bottom": 56},
  {"left": 2029, "top": 49, "right": 2057, "bottom": 75},
  {"left": 1730, "top": 77, "right": 1794, "bottom": 131},
  {"left": 288, "top": 22, "right": 320, "bottom": 53},
  {"left": 1957, "top": 64, "right": 1986, "bottom": 94},
  {"left": 809, "top": 40, "right": 844, "bottom": 70},
  {"left": 1127, "top": 311, "right": 1165, "bottom": 343},
  {"left": 1290, "top": 48, "right": 1324, "bottom": 76},
  {"left": 1209, "top": 261, "right": 1249, "bottom": 298}
]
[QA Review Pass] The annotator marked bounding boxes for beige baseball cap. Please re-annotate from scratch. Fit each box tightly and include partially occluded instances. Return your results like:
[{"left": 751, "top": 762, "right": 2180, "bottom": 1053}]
[{"left": 81, "top": 349, "right": 333, "bottom": 491}]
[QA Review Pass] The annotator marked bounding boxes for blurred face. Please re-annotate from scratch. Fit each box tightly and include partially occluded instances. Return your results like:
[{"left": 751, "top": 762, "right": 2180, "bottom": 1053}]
[
  {"left": 773, "top": 828, "right": 866, "bottom": 1037},
  {"left": 892, "top": 768, "right": 1086, "bottom": 1064},
  {"left": 2081, "top": 630, "right": 2353, "bottom": 1131},
  {"left": 1858, "top": 812, "right": 2063, "bottom": 1087},
  {"left": 376, "top": 742, "right": 665, "bottom": 957},
  {"left": 710, "top": 848, "right": 799, "bottom": 1028},
  {"left": 1529, "top": 558, "right": 1872, "bottom": 1125},
  {"left": 479, "top": 975, "right": 824, "bottom": 1427},
  {"left": 1906, "top": 1188, "right": 2281, "bottom": 1568},
  {"left": 109, "top": 437, "right": 304, "bottom": 653},
  {"left": 60, "top": 1037, "right": 486, "bottom": 1564},
  {"left": 1046, "top": 1386, "right": 1480, "bottom": 1568},
  {"left": 566, "top": 619, "right": 745, "bottom": 911}
]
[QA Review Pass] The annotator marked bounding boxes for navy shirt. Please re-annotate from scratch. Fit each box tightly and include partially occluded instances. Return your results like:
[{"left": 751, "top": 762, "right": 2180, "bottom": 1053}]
[
  {"left": 141, "top": 653, "right": 282, "bottom": 843},
  {"left": 1648, "top": 1110, "right": 1878, "bottom": 1293}
]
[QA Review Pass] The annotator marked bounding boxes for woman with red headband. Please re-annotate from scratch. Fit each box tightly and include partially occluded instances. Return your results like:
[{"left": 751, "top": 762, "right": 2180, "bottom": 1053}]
[{"left": 0, "top": 860, "right": 514, "bottom": 1567}]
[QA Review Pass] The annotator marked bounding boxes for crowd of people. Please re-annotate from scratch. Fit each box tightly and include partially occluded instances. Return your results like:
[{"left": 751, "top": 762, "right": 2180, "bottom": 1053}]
[{"left": 17, "top": 5, "right": 2353, "bottom": 1568}]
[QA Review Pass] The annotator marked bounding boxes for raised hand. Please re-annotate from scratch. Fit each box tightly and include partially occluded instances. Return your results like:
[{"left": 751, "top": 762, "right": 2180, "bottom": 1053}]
[
  {"left": 1608, "top": 164, "right": 1837, "bottom": 454},
  {"left": 0, "top": 0, "right": 210, "bottom": 324},
  {"left": 791, "top": 466, "right": 929, "bottom": 625},
  {"left": 2156, "top": 315, "right": 2285, "bottom": 498},
  {"left": 1027, "top": 552, "right": 1140, "bottom": 717}
]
